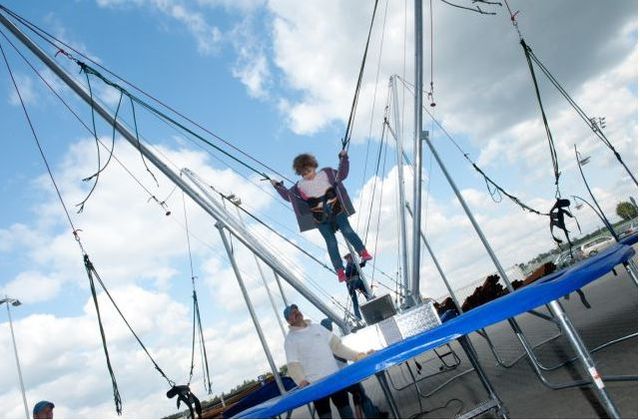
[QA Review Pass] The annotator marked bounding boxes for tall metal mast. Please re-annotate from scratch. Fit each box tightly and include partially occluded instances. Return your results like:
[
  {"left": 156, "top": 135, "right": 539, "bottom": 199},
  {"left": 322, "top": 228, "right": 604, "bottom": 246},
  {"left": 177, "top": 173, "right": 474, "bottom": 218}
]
[
  {"left": 390, "top": 75, "right": 411, "bottom": 303},
  {"left": 410, "top": 0, "right": 425, "bottom": 305}
]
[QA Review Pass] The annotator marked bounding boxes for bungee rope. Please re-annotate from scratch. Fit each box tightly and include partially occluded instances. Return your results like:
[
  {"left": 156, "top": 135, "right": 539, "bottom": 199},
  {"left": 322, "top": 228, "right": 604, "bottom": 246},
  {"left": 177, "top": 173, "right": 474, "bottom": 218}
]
[
  {"left": 0, "top": 4, "right": 290, "bottom": 184},
  {"left": 342, "top": 0, "right": 380, "bottom": 151},
  {"left": 395, "top": 77, "right": 550, "bottom": 216},
  {"left": 1, "top": 39, "right": 124, "bottom": 413},
  {"left": 181, "top": 193, "right": 213, "bottom": 395},
  {"left": 519, "top": 38, "right": 561, "bottom": 197},
  {"left": 503, "top": 1, "right": 630, "bottom": 249},
  {"left": 2, "top": 33, "right": 208, "bottom": 416},
  {"left": 439, "top": 0, "right": 501, "bottom": 16},
  {"left": 0, "top": 26, "right": 172, "bottom": 217},
  {"left": 74, "top": 76, "right": 121, "bottom": 213}
]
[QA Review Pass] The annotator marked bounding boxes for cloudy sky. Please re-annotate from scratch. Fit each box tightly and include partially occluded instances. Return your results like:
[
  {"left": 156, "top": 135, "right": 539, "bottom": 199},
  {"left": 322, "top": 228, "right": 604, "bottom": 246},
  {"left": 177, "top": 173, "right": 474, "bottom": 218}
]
[{"left": 0, "top": 0, "right": 637, "bottom": 418}]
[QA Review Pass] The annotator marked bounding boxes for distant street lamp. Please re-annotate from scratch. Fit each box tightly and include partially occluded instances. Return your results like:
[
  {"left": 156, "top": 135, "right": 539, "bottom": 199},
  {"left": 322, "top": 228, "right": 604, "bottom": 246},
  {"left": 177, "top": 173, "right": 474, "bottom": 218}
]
[
  {"left": 1, "top": 296, "right": 29, "bottom": 419},
  {"left": 574, "top": 145, "right": 619, "bottom": 241},
  {"left": 571, "top": 195, "right": 617, "bottom": 239}
]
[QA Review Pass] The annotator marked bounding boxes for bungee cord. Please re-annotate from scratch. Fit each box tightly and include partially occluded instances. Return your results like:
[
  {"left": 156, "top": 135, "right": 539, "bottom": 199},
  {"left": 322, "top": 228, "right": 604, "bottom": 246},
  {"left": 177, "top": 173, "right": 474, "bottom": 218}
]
[
  {"left": 181, "top": 192, "right": 213, "bottom": 394},
  {"left": 1, "top": 30, "right": 208, "bottom": 416},
  {"left": 368, "top": 129, "right": 392, "bottom": 291},
  {"left": 526, "top": 45, "right": 637, "bottom": 186},
  {"left": 519, "top": 38, "right": 562, "bottom": 198},
  {"left": 439, "top": 0, "right": 501, "bottom": 15},
  {"left": 501, "top": 1, "right": 630, "bottom": 247},
  {"left": 74, "top": 77, "right": 121, "bottom": 213},
  {"left": 356, "top": 0, "right": 390, "bottom": 231},
  {"left": 0, "top": 4, "right": 292, "bottom": 184},
  {"left": 342, "top": 0, "right": 381, "bottom": 151},
  {"left": 396, "top": 76, "right": 549, "bottom": 216},
  {"left": 505, "top": 2, "right": 636, "bottom": 185},
  {"left": 0, "top": 27, "right": 174, "bottom": 217},
  {"left": 1, "top": 37, "right": 127, "bottom": 413}
]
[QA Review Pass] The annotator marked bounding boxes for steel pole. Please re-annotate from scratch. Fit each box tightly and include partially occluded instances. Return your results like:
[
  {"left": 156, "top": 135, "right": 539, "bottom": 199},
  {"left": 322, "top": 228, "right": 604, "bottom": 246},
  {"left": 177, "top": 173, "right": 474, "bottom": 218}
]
[
  {"left": 410, "top": 0, "right": 425, "bottom": 305},
  {"left": 234, "top": 205, "right": 287, "bottom": 338},
  {"left": 548, "top": 300, "right": 621, "bottom": 418},
  {"left": 273, "top": 270, "right": 289, "bottom": 307},
  {"left": 3, "top": 298, "right": 29, "bottom": 419},
  {"left": 405, "top": 206, "right": 463, "bottom": 312},
  {"left": 216, "top": 224, "right": 286, "bottom": 395},
  {"left": 390, "top": 75, "right": 411, "bottom": 302},
  {"left": 422, "top": 134, "right": 515, "bottom": 292}
]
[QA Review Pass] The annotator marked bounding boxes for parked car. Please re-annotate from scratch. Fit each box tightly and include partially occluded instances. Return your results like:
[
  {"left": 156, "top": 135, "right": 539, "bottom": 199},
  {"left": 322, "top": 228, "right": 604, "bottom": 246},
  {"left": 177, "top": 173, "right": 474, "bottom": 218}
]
[
  {"left": 580, "top": 236, "right": 616, "bottom": 257},
  {"left": 619, "top": 223, "right": 638, "bottom": 239}
]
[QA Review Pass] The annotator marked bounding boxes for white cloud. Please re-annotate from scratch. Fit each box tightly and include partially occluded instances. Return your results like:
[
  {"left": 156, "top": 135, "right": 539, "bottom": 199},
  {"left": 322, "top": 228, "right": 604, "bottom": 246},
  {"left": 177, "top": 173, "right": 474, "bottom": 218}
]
[
  {"left": 96, "top": 0, "right": 223, "bottom": 56},
  {"left": 2, "top": 272, "right": 62, "bottom": 304},
  {"left": 231, "top": 40, "right": 270, "bottom": 98}
]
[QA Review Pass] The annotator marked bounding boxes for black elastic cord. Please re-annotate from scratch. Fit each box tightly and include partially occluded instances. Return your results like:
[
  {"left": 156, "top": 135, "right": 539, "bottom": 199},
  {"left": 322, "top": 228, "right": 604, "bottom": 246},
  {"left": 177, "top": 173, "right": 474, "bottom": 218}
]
[
  {"left": 129, "top": 95, "right": 159, "bottom": 187},
  {"left": 520, "top": 40, "right": 561, "bottom": 196},
  {"left": 527, "top": 50, "right": 638, "bottom": 186},
  {"left": 84, "top": 256, "right": 175, "bottom": 388},
  {"left": 75, "top": 81, "right": 121, "bottom": 213},
  {"left": 84, "top": 255, "right": 123, "bottom": 415},
  {"left": 182, "top": 193, "right": 213, "bottom": 393},
  {"left": 342, "top": 0, "right": 380, "bottom": 150},
  {"left": 78, "top": 62, "right": 274, "bottom": 181},
  {"left": 0, "top": 4, "right": 291, "bottom": 183},
  {"left": 439, "top": 0, "right": 500, "bottom": 15},
  {"left": 194, "top": 293, "right": 213, "bottom": 394},
  {"left": 0, "top": 35, "right": 85, "bottom": 247},
  {"left": 0, "top": 28, "right": 170, "bottom": 216},
  {"left": 395, "top": 77, "right": 549, "bottom": 216},
  {"left": 503, "top": 1, "right": 636, "bottom": 186}
]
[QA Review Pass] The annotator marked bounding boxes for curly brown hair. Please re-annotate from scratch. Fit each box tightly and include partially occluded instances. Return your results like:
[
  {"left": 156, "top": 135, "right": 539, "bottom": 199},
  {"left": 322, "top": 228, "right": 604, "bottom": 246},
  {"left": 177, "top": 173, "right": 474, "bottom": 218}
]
[{"left": 292, "top": 153, "right": 318, "bottom": 175}]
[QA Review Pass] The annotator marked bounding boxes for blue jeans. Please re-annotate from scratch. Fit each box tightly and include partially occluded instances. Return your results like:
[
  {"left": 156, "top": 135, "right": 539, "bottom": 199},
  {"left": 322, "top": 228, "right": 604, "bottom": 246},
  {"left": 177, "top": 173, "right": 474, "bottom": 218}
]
[
  {"left": 348, "top": 278, "right": 372, "bottom": 319},
  {"left": 316, "top": 212, "right": 365, "bottom": 271}
]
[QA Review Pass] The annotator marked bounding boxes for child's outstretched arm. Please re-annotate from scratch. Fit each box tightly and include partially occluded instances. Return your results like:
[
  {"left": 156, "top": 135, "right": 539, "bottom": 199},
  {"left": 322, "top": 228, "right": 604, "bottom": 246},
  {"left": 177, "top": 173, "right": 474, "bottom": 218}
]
[
  {"left": 270, "top": 179, "right": 291, "bottom": 202},
  {"left": 337, "top": 150, "right": 350, "bottom": 181}
]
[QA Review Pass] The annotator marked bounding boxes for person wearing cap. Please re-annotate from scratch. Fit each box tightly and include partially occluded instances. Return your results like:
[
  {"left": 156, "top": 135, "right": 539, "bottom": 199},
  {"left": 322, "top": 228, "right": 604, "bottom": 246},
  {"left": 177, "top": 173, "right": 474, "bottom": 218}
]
[
  {"left": 283, "top": 304, "right": 368, "bottom": 418},
  {"left": 33, "top": 401, "right": 54, "bottom": 419}
]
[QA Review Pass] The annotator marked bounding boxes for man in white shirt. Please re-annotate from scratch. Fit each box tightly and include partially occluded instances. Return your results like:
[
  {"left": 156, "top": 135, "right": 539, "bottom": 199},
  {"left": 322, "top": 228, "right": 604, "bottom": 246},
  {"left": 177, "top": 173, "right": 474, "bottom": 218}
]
[{"left": 284, "top": 304, "right": 366, "bottom": 418}]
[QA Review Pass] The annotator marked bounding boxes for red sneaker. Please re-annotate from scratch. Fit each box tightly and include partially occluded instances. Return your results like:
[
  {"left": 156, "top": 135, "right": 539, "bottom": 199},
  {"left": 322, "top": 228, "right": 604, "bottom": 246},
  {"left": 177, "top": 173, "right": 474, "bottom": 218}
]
[
  {"left": 360, "top": 249, "right": 373, "bottom": 262},
  {"left": 337, "top": 268, "right": 347, "bottom": 282}
]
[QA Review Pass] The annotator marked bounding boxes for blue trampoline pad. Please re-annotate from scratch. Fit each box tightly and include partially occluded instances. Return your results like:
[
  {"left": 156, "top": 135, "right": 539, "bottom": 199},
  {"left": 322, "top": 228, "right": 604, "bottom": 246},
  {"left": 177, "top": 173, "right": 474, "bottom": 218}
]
[
  {"left": 620, "top": 231, "right": 637, "bottom": 247},
  {"left": 235, "top": 243, "right": 635, "bottom": 418}
]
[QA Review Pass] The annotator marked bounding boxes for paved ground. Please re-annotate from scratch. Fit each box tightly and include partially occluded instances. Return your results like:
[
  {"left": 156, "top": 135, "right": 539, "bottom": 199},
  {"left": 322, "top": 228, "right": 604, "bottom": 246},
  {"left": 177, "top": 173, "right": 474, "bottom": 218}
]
[{"left": 290, "top": 255, "right": 638, "bottom": 418}]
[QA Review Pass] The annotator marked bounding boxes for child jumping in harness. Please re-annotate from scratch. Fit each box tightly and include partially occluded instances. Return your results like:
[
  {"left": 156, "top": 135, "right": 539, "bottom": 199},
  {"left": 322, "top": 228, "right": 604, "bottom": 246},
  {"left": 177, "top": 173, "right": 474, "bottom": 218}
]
[
  {"left": 271, "top": 150, "right": 372, "bottom": 282},
  {"left": 344, "top": 253, "right": 373, "bottom": 320}
]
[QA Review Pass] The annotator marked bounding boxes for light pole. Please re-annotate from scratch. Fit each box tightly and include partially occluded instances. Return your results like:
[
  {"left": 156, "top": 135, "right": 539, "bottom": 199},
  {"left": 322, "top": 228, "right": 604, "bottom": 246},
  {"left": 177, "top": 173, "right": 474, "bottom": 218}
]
[
  {"left": 574, "top": 145, "right": 619, "bottom": 241},
  {"left": 571, "top": 195, "right": 616, "bottom": 239},
  {"left": 1, "top": 296, "right": 29, "bottom": 419}
]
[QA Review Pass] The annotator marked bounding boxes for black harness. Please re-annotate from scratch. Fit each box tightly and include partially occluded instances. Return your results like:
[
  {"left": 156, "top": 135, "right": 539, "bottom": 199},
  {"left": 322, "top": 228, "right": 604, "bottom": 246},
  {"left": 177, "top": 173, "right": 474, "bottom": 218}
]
[
  {"left": 306, "top": 187, "right": 342, "bottom": 223},
  {"left": 166, "top": 385, "right": 202, "bottom": 418},
  {"left": 549, "top": 198, "right": 581, "bottom": 254}
]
